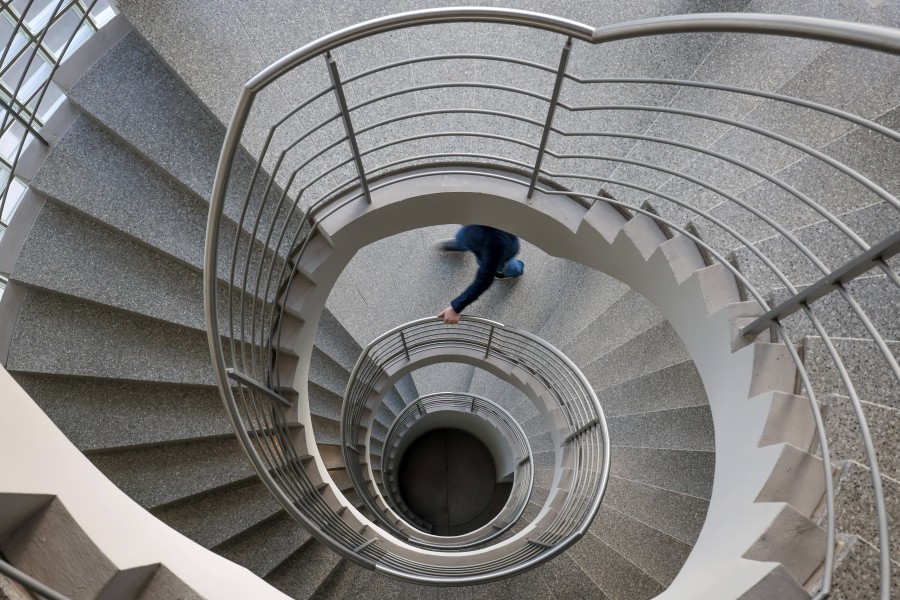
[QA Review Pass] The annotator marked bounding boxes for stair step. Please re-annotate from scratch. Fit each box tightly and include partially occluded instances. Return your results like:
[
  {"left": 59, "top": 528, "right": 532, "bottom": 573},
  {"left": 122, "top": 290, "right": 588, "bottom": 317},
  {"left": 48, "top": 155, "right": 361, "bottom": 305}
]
[
  {"left": 828, "top": 534, "right": 900, "bottom": 600},
  {"left": 589, "top": 504, "right": 692, "bottom": 587},
  {"left": 823, "top": 393, "right": 900, "bottom": 481},
  {"left": 562, "top": 289, "right": 664, "bottom": 368},
  {"left": 567, "top": 532, "right": 665, "bottom": 600},
  {"left": 6, "top": 288, "right": 215, "bottom": 386},
  {"left": 309, "top": 559, "right": 373, "bottom": 599},
  {"left": 314, "top": 308, "right": 364, "bottom": 372},
  {"left": 266, "top": 538, "right": 342, "bottom": 599},
  {"left": 773, "top": 275, "right": 900, "bottom": 342},
  {"left": 309, "top": 346, "right": 350, "bottom": 398},
  {"left": 583, "top": 321, "right": 691, "bottom": 392},
  {"left": 11, "top": 201, "right": 208, "bottom": 332},
  {"left": 611, "top": 447, "right": 715, "bottom": 500},
  {"left": 802, "top": 336, "right": 900, "bottom": 411},
  {"left": 537, "top": 268, "right": 630, "bottom": 350},
  {"left": 308, "top": 382, "right": 342, "bottom": 422},
  {"left": 830, "top": 460, "right": 900, "bottom": 561},
  {"left": 608, "top": 405, "right": 714, "bottom": 452},
  {"left": 310, "top": 414, "right": 340, "bottom": 446},
  {"left": 597, "top": 360, "right": 706, "bottom": 418},
  {"left": 88, "top": 437, "right": 254, "bottom": 509},
  {"left": 11, "top": 374, "right": 228, "bottom": 452},
  {"left": 603, "top": 476, "right": 708, "bottom": 546},
  {"left": 534, "top": 551, "right": 602, "bottom": 598},
  {"left": 731, "top": 202, "right": 900, "bottom": 293},
  {"left": 152, "top": 478, "right": 281, "bottom": 549},
  {"left": 214, "top": 511, "right": 312, "bottom": 578}
]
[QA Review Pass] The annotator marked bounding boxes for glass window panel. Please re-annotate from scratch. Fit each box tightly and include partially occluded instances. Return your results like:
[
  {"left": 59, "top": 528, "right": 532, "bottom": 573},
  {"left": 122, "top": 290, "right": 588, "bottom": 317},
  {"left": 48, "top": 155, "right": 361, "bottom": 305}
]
[
  {"left": 0, "top": 30, "right": 29, "bottom": 74},
  {"left": 44, "top": 7, "right": 81, "bottom": 57},
  {"left": 1, "top": 44, "right": 40, "bottom": 92},
  {"left": 0, "top": 121, "right": 25, "bottom": 162},
  {"left": 16, "top": 54, "right": 51, "bottom": 102},
  {"left": 1, "top": 176, "right": 26, "bottom": 223},
  {"left": 92, "top": 4, "right": 114, "bottom": 27},
  {"left": 27, "top": 0, "right": 65, "bottom": 33},
  {"left": 60, "top": 21, "right": 91, "bottom": 61},
  {"left": 34, "top": 78, "right": 62, "bottom": 119}
]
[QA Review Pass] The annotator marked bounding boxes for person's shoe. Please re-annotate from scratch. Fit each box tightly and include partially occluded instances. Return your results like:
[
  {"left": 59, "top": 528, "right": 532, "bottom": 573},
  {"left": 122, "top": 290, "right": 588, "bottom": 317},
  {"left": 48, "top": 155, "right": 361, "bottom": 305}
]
[{"left": 435, "top": 238, "right": 464, "bottom": 251}]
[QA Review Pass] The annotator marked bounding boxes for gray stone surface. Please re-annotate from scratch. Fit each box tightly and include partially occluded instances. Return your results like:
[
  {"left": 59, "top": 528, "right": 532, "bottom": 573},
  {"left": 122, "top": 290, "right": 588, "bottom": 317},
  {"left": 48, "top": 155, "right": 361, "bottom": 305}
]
[
  {"left": 803, "top": 337, "right": 900, "bottom": 411},
  {"left": 823, "top": 394, "right": 900, "bottom": 482},
  {"left": 88, "top": 437, "right": 255, "bottom": 509},
  {"left": 11, "top": 201, "right": 209, "bottom": 331},
  {"left": 213, "top": 511, "right": 312, "bottom": 578},
  {"left": 6, "top": 289, "right": 216, "bottom": 385},
  {"left": 266, "top": 538, "right": 342, "bottom": 599},
  {"left": 589, "top": 504, "right": 692, "bottom": 587},
  {"left": 567, "top": 532, "right": 666, "bottom": 600},
  {"left": 829, "top": 535, "right": 900, "bottom": 600},
  {"left": 13, "top": 374, "right": 228, "bottom": 452},
  {"left": 311, "top": 414, "right": 341, "bottom": 446},
  {"left": 537, "top": 267, "right": 631, "bottom": 349},
  {"left": 536, "top": 551, "right": 604, "bottom": 599},
  {"left": 314, "top": 308, "right": 364, "bottom": 372},
  {"left": 608, "top": 405, "right": 715, "bottom": 452},
  {"left": 582, "top": 321, "right": 691, "bottom": 392},
  {"left": 308, "top": 382, "right": 342, "bottom": 422},
  {"left": 152, "top": 478, "right": 281, "bottom": 548},
  {"left": 612, "top": 447, "right": 715, "bottom": 500},
  {"left": 774, "top": 275, "right": 900, "bottom": 342},
  {"left": 603, "top": 476, "right": 709, "bottom": 545},
  {"left": 562, "top": 289, "right": 664, "bottom": 368},
  {"left": 731, "top": 202, "right": 900, "bottom": 293},
  {"left": 830, "top": 460, "right": 900, "bottom": 561},
  {"left": 597, "top": 360, "right": 707, "bottom": 418},
  {"left": 309, "top": 346, "right": 350, "bottom": 397}
]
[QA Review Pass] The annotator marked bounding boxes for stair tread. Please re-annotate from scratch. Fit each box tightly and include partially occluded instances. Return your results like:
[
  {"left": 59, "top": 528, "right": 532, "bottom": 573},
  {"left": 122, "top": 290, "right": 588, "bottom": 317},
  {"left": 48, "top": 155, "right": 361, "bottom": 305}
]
[
  {"left": 266, "top": 538, "right": 342, "bottom": 599},
  {"left": 214, "top": 511, "right": 312, "bottom": 579}
]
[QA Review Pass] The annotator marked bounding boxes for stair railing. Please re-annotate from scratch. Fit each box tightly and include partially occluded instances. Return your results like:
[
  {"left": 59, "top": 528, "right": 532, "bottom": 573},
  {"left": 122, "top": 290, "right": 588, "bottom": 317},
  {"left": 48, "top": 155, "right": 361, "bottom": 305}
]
[
  {"left": 363, "top": 395, "right": 533, "bottom": 548},
  {"left": 206, "top": 8, "right": 900, "bottom": 594}
]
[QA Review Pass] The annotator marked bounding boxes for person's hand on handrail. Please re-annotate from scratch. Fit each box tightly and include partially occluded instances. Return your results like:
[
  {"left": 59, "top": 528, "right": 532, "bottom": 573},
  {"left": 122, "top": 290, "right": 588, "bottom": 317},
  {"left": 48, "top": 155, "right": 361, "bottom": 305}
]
[{"left": 438, "top": 306, "right": 461, "bottom": 324}]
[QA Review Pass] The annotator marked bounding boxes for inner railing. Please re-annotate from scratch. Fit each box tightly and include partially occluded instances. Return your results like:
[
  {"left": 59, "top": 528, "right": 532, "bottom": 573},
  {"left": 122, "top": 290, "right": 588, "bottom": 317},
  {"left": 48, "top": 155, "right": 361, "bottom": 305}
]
[
  {"left": 205, "top": 9, "right": 900, "bottom": 594},
  {"left": 376, "top": 391, "right": 534, "bottom": 549}
]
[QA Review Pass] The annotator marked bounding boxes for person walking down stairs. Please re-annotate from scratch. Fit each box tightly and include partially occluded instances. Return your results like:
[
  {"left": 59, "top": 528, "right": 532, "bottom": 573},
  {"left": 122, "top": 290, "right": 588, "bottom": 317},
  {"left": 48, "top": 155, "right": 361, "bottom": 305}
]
[{"left": 436, "top": 225, "right": 525, "bottom": 324}]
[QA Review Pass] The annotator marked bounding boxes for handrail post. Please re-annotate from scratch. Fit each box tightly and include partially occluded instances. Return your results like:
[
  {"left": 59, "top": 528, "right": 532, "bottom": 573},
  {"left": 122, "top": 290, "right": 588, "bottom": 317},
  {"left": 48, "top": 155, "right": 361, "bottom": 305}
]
[
  {"left": 325, "top": 52, "right": 372, "bottom": 203},
  {"left": 526, "top": 37, "right": 573, "bottom": 199},
  {"left": 400, "top": 330, "right": 410, "bottom": 360},
  {"left": 484, "top": 325, "right": 495, "bottom": 358}
]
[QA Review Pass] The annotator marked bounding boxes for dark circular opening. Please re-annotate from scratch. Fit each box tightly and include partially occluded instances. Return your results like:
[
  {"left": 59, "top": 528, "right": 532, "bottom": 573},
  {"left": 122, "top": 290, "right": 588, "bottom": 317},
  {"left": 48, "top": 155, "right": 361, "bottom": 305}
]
[{"left": 396, "top": 428, "right": 512, "bottom": 536}]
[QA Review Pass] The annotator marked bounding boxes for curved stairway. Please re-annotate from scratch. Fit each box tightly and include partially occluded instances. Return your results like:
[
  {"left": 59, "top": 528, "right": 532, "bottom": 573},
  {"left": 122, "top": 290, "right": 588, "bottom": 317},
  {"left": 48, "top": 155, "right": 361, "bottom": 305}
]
[{"left": 0, "top": 2, "right": 897, "bottom": 599}]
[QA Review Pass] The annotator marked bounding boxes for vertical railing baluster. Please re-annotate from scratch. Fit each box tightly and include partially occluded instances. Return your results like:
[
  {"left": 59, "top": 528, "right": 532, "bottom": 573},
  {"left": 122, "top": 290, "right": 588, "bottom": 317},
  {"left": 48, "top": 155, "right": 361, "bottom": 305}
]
[
  {"left": 400, "top": 330, "right": 410, "bottom": 360},
  {"left": 484, "top": 325, "right": 495, "bottom": 357},
  {"left": 326, "top": 51, "right": 372, "bottom": 203},
  {"left": 526, "top": 37, "right": 573, "bottom": 199}
]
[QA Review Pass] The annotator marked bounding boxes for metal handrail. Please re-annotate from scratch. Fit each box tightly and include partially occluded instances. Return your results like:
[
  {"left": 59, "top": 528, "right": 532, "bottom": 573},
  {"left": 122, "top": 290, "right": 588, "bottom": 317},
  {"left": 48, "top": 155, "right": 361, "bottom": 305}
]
[
  {"left": 375, "top": 392, "right": 534, "bottom": 549},
  {"left": 205, "top": 8, "right": 900, "bottom": 594},
  {"left": 340, "top": 316, "right": 607, "bottom": 563},
  {"left": 0, "top": 557, "right": 70, "bottom": 600}
]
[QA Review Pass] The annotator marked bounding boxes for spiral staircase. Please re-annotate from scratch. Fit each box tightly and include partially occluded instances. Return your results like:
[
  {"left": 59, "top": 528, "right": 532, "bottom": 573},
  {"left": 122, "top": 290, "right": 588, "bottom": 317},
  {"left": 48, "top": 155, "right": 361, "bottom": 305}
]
[{"left": 0, "top": 1, "right": 898, "bottom": 599}]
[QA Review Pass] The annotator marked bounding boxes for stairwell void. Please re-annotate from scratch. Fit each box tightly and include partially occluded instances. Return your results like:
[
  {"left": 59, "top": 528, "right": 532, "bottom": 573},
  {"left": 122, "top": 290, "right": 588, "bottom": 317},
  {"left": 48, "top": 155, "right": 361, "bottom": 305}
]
[{"left": 0, "top": 3, "right": 898, "bottom": 600}]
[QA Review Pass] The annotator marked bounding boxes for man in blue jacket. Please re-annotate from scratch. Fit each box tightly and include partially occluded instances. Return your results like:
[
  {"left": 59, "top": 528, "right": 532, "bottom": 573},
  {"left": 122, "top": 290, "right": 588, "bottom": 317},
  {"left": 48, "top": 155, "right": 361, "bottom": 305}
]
[{"left": 436, "top": 225, "right": 525, "bottom": 324}]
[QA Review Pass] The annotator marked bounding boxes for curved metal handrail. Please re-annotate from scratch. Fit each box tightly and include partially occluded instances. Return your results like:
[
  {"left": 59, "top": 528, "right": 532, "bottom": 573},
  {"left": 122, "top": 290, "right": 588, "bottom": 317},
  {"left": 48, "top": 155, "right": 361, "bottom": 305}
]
[
  {"left": 339, "top": 316, "right": 607, "bottom": 570},
  {"left": 375, "top": 392, "right": 534, "bottom": 549},
  {"left": 205, "top": 8, "right": 900, "bottom": 594}
]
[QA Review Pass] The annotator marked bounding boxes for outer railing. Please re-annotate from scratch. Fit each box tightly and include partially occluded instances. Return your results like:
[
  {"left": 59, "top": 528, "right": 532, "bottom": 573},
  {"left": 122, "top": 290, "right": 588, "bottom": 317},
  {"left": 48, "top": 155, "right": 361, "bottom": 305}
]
[
  {"left": 366, "top": 397, "right": 532, "bottom": 547},
  {"left": 0, "top": 557, "right": 69, "bottom": 600},
  {"left": 205, "top": 8, "right": 900, "bottom": 594}
]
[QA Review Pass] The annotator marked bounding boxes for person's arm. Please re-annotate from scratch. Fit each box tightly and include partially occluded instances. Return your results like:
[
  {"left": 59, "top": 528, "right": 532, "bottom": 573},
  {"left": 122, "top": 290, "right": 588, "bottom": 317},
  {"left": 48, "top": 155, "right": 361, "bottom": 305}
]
[{"left": 443, "top": 244, "right": 504, "bottom": 321}]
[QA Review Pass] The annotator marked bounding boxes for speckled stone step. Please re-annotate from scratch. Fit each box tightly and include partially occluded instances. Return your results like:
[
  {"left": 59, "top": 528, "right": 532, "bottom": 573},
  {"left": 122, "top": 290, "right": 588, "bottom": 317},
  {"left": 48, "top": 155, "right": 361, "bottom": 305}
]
[
  {"left": 562, "top": 289, "right": 664, "bottom": 369},
  {"left": 151, "top": 478, "right": 281, "bottom": 549},
  {"left": 588, "top": 504, "right": 693, "bottom": 587},
  {"left": 11, "top": 374, "right": 229, "bottom": 451},
  {"left": 582, "top": 321, "right": 691, "bottom": 393},
  {"left": 829, "top": 460, "right": 900, "bottom": 561},
  {"left": 608, "top": 405, "right": 714, "bottom": 453},
  {"left": 596, "top": 359, "right": 707, "bottom": 418},
  {"left": 5, "top": 288, "right": 216, "bottom": 386},
  {"left": 823, "top": 393, "right": 900, "bottom": 481},
  {"left": 772, "top": 275, "right": 900, "bottom": 342},
  {"left": 266, "top": 538, "right": 342, "bottom": 599},
  {"left": 802, "top": 336, "right": 900, "bottom": 411},
  {"left": 213, "top": 511, "right": 312, "bottom": 579},
  {"left": 828, "top": 534, "right": 900, "bottom": 600},
  {"left": 567, "top": 531, "right": 666, "bottom": 600},
  {"left": 87, "top": 436, "right": 255, "bottom": 509},
  {"left": 730, "top": 202, "right": 900, "bottom": 293}
]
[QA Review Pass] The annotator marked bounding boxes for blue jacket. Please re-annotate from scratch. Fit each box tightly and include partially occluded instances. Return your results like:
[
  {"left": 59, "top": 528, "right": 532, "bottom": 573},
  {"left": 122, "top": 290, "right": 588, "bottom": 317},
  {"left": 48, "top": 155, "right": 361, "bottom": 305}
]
[{"left": 450, "top": 226, "right": 520, "bottom": 313}]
